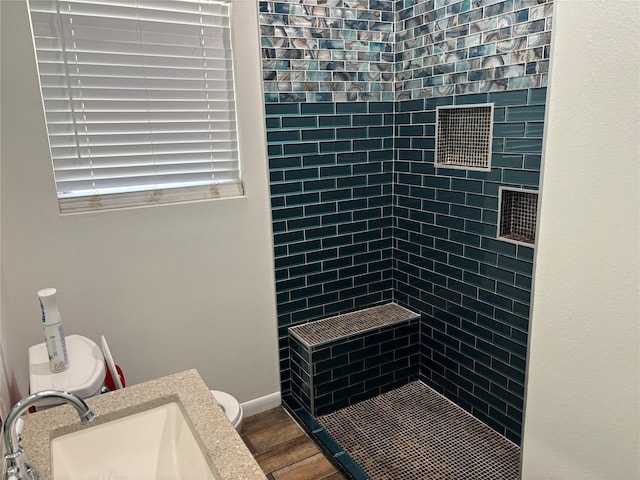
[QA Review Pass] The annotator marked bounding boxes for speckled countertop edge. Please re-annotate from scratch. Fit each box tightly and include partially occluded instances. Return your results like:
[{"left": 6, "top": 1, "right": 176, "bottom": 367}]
[{"left": 21, "top": 369, "right": 266, "bottom": 480}]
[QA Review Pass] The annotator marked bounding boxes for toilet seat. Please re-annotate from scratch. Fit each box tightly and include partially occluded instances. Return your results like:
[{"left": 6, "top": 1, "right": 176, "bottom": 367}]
[{"left": 210, "top": 390, "right": 243, "bottom": 431}]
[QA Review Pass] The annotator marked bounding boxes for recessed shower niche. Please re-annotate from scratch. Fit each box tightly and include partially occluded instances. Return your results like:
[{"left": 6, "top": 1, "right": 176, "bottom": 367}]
[
  {"left": 435, "top": 104, "right": 494, "bottom": 171},
  {"left": 498, "top": 187, "right": 539, "bottom": 246}
]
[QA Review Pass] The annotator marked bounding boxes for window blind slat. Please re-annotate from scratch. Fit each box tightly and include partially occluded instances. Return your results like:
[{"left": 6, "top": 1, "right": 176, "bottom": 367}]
[
  {"left": 37, "top": 51, "right": 232, "bottom": 70},
  {"left": 34, "top": 37, "right": 231, "bottom": 58},
  {"left": 56, "top": 162, "right": 240, "bottom": 183},
  {"left": 43, "top": 99, "right": 236, "bottom": 113},
  {"left": 51, "top": 140, "right": 238, "bottom": 158},
  {"left": 47, "top": 121, "right": 237, "bottom": 136},
  {"left": 29, "top": 0, "right": 241, "bottom": 210},
  {"left": 42, "top": 87, "right": 236, "bottom": 102},
  {"left": 30, "top": 3, "right": 230, "bottom": 26},
  {"left": 32, "top": 22, "right": 229, "bottom": 47},
  {"left": 30, "top": 2, "right": 229, "bottom": 20},
  {"left": 54, "top": 155, "right": 238, "bottom": 171},
  {"left": 35, "top": 53, "right": 233, "bottom": 73},
  {"left": 43, "top": 110, "right": 237, "bottom": 124},
  {"left": 39, "top": 73, "right": 234, "bottom": 90},
  {"left": 30, "top": 0, "right": 230, "bottom": 16},
  {"left": 31, "top": 15, "right": 229, "bottom": 34},
  {"left": 48, "top": 131, "right": 238, "bottom": 148},
  {"left": 37, "top": 64, "right": 232, "bottom": 81}
]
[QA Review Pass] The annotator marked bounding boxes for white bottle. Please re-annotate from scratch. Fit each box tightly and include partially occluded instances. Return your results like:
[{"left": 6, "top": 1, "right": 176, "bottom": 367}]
[{"left": 37, "top": 288, "right": 69, "bottom": 373}]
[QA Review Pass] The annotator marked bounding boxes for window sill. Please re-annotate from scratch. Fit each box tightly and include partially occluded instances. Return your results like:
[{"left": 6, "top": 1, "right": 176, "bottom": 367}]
[{"left": 58, "top": 182, "right": 244, "bottom": 215}]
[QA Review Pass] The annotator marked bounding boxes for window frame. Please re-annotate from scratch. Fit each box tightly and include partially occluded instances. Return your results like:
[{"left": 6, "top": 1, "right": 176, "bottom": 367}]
[{"left": 27, "top": 0, "right": 247, "bottom": 214}]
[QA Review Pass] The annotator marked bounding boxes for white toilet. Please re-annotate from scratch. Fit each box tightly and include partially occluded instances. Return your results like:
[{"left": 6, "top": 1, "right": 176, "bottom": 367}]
[
  {"left": 211, "top": 390, "right": 243, "bottom": 432},
  {"left": 29, "top": 335, "right": 244, "bottom": 431},
  {"left": 28, "top": 335, "right": 107, "bottom": 410}
]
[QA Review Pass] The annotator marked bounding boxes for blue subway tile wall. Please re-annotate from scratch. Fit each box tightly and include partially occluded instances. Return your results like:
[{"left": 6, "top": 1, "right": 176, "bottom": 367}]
[
  {"left": 266, "top": 87, "right": 544, "bottom": 447},
  {"left": 393, "top": 88, "right": 545, "bottom": 444},
  {"left": 265, "top": 101, "right": 397, "bottom": 403}
]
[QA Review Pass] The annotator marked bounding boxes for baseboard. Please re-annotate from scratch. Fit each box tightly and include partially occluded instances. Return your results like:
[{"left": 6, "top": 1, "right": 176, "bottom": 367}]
[{"left": 240, "top": 390, "right": 281, "bottom": 417}]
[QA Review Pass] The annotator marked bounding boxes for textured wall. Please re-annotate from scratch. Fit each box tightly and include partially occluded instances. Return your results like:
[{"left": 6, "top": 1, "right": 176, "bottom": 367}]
[{"left": 521, "top": 1, "right": 640, "bottom": 477}]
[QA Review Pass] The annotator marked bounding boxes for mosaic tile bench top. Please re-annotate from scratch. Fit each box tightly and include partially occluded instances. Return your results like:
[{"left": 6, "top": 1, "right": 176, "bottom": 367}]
[
  {"left": 259, "top": 0, "right": 553, "bottom": 102},
  {"left": 289, "top": 302, "right": 420, "bottom": 347}
]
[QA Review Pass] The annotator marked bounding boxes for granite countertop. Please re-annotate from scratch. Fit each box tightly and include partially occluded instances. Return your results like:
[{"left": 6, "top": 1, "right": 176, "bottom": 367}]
[{"left": 21, "top": 369, "right": 266, "bottom": 480}]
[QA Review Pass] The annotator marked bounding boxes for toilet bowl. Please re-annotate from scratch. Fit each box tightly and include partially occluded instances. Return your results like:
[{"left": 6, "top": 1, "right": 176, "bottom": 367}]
[{"left": 210, "top": 390, "right": 243, "bottom": 432}]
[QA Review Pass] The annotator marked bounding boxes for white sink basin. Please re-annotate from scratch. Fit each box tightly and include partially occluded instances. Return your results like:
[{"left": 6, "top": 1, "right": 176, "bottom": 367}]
[{"left": 51, "top": 402, "right": 217, "bottom": 479}]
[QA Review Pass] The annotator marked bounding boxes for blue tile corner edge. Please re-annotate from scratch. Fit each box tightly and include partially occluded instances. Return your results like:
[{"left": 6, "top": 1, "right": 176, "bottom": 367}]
[{"left": 282, "top": 395, "right": 371, "bottom": 480}]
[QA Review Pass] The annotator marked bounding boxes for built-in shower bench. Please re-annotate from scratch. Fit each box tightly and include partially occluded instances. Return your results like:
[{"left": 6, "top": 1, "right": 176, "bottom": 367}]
[{"left": 288, "top": 302, "right": 420, "bottom": 416}]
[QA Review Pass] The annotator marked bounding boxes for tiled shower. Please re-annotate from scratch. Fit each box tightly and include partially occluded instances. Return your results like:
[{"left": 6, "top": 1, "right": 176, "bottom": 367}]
[{"left": 259, "top": 0, "right": 552, "bottom": 475}]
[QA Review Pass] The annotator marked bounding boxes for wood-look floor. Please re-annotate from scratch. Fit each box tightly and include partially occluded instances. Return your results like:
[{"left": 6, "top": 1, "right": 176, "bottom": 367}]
[{"left": 241, "top": 407, "right": 347, "bottom": 480}]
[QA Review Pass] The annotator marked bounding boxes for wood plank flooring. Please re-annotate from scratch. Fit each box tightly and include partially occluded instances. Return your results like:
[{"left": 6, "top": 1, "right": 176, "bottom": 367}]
[{"left": 241, "top": 407, "right": 347, "bottom": 480}]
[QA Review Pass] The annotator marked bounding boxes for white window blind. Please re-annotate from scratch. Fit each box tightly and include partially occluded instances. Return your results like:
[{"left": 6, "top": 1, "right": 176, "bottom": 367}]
[{"left": 28, "top": 0, "right": 242, "bottom": 213}]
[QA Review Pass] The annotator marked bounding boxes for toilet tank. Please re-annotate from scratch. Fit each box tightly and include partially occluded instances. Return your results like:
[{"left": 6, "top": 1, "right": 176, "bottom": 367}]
[{"left": 29, "top": 335, "right": 106, "bottom": 408}]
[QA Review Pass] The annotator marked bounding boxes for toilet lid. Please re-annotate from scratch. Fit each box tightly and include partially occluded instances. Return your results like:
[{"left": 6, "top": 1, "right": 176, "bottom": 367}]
[{"left": 210, "top": 390, "right": 242, "bottom": 426}]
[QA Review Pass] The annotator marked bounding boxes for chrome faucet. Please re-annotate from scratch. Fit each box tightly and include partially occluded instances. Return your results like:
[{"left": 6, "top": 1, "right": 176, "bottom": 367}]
[{"left": 3, "top": 390, "right": 97, "bottom": 480}]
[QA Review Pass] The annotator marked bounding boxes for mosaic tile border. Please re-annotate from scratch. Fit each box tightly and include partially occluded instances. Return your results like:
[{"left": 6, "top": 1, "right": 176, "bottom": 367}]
[
  {"left": 395, "top": 0, "right": 554, "bottom": 99},
  {"left": 260, "top": 0, "right": 395, "bottom": 102},
  {"left": 259, "top": 0, "right": 553, "bottom": 101}
]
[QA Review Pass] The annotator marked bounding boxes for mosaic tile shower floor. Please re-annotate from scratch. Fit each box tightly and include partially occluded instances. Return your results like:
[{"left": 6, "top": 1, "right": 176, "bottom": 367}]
[{"left": 318, "top": 381, "right": 520, "bottom": 480}]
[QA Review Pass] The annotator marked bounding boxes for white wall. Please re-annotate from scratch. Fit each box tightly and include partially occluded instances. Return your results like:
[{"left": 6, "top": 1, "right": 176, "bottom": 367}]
[
  {"left": 0, "top": 0, "right": 280, "bottom": 404},
  {"left": 521, "top": 1, "right": 640, "bottom": 479}
]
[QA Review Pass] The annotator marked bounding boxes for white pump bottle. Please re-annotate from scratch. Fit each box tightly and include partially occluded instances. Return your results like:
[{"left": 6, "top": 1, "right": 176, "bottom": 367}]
[{"left": 37, "top": 288, "right": 69, "bottom": 372}]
